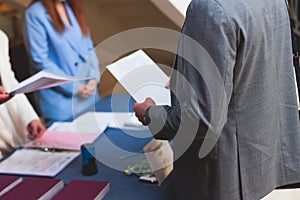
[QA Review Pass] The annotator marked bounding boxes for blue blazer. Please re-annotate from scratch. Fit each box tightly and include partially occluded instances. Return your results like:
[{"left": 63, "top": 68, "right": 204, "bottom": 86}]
[{"left": 24, "top": 2, "right": 100, "bottom": 126}]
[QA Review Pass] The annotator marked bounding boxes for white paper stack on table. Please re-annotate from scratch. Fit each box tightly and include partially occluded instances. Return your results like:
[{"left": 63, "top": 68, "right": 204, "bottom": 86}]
[
  {"left": 47, "top": 120, "right": 108, "bottom": 137},
  {"left": 74, "top": 111, "right": 148, "bottom": 130},
  {"left": 107, "top": 49, "right": 171, "bottom": 105}
]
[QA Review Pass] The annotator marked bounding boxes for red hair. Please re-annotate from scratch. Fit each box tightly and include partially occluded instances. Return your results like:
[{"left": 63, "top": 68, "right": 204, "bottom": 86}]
[{"left": 29, "top": 0, "right": 88, "bottom": 35}]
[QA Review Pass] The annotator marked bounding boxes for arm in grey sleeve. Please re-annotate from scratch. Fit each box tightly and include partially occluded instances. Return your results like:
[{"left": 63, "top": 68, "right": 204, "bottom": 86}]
[{"left": 145, "top": 104, "right": 181, "bottom": 140}]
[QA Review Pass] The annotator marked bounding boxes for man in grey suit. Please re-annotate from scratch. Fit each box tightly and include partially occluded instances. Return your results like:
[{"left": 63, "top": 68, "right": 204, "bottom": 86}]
[{"left": 134, "top": 0, "right": 300, "bottom": 199}]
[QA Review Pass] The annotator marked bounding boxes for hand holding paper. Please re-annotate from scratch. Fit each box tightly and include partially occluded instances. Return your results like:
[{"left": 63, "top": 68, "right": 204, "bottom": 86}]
[
  {"left": 0, "top": 86, "right": 13, "bottom": 104},
  {"left": 9, "top": 70, "right": 91, "bottom": 95},
  {"left": 134, "top": 97, "right": 156, "bottom": 125}
]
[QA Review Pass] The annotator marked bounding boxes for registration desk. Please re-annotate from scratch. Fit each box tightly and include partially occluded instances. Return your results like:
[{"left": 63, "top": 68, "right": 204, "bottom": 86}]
[{"left": 55, "top": 94, "right": 172, "bottom": 200}]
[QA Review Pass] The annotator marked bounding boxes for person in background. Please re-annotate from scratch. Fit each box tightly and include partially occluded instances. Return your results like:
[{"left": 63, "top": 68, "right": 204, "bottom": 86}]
[
  {"left": 288, "top": 0, "right": 300, "bottom": 53},
  {"left": 23, "top": 0, "right": 100, "bottom": 127},
  {"left": 134, "top": 0, "right": 300, "bottom": 199},
  {"left": 287, "top": 0, "right": 300, "bottom": 115},
  {"left": 0, "top": 29, "right": 45, "bottom": 158}
]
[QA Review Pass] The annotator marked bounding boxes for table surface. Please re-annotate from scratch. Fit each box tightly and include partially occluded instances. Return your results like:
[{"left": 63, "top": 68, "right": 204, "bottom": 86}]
[{"left": 55, "top": 94, "right": 173, "bottom": 200}]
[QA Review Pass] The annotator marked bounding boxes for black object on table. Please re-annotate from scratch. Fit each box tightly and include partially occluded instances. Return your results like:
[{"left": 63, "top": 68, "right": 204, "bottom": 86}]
[{"left": 55, "top": 94, "right": 173, "bottom": 200}]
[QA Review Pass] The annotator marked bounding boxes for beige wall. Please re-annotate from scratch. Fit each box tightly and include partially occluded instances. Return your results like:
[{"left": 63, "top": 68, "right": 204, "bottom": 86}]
[{"left": 82, "top": 0, "right": 181, "bottom": 98}]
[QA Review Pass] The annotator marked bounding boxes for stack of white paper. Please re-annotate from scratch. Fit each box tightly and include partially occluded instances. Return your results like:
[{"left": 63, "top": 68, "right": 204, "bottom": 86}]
[
  {"left": 74, "top": 112, "right": 148, "bottom": 130},
  {"left": 47, "top": 120, "right": 108, "bottom": 134}
]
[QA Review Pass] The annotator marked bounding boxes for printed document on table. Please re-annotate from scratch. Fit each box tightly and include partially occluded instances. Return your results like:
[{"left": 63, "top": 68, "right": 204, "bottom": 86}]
[
  {"left": 107, "top": 50, "right": 171, "bottom": 105},
  {"left": 23, "top": 131, "right": 101, "bottom": 151},
  {"left": 25, "top": 120, "right": 109, "bottom": 151},
  {"left": 0, "top": 149, "right": 79, "bottom": 177},
  {"left": 9, "top": 70, "right": 90, "bottom": 95}
]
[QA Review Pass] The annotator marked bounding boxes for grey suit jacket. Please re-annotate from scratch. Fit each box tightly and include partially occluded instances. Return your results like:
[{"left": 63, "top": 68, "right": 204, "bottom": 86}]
[{"left": 147, "top": 0, "right": 300, "bottom": 199}]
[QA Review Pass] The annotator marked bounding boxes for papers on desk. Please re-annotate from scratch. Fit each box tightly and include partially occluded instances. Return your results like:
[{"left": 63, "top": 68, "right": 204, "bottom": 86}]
[
  {"left": 9, "top": 70, "right": 90, "bottom": 95},
  {"left": 47, "top": 121, "right": 108, "bottom": 134},
  {"left": 75, "top": 111, "right": 148, "bottom": 130},
  {"left": 24, "top": 120, "right": 108, "bottom": 151},
  {"left": 107, "top": 50, "right": 171, "bottom": 105},
  {"left": 23, "top": 131, "right": 100, "bottom": 151},
  {"left": 0, "top": 149, "right": 79, "bottom": 177},
  {"left": 0, "top": 115, "right": 108, "bottom": 177}
]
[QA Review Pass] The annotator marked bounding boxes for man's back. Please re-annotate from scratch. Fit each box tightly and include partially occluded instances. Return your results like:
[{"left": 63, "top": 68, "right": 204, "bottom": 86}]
[{"left": 171, "top": 0, "right": 300, "bottom": 199}]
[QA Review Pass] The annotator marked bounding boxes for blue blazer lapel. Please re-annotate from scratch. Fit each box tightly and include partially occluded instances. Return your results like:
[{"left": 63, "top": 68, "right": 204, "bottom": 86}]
[
  {"left": 63, "top": 30, "right": 87, "bottom": 61},
  {"left": 61, "top": 4, "right": 87, "bottom": 61}
]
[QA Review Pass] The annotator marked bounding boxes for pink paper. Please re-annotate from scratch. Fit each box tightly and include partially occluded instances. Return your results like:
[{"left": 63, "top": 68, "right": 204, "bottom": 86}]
[{"left": 24, "top": 131, "right": 99, "bottom": 150}]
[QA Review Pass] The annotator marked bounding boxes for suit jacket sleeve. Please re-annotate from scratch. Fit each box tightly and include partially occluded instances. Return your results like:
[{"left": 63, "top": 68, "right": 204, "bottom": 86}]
[{"left": 146, "top": 3, "right": 237, "bottom": 141}]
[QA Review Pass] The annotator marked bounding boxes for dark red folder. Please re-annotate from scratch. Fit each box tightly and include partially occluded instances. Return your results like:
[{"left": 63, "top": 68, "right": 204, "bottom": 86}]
[
  {"left": 0, "top": 176, "right": 63, "bottom": 200},
  {"left": 0, "top": 175, "right": 22, "bottom": 196},
  {"left": 53, "top": 180, "right": 110, "bottom": 200}
]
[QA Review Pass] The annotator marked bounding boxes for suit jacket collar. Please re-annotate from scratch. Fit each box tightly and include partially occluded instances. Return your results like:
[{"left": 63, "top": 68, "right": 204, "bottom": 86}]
[{"left": 60, "top": 3, "right": 87, "bottom": 61}]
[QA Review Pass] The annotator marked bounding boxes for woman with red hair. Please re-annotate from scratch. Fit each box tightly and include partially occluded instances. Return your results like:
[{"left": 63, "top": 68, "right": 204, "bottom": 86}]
[{"left": 23, "top": 0, "right": 100, "bottom": 127}]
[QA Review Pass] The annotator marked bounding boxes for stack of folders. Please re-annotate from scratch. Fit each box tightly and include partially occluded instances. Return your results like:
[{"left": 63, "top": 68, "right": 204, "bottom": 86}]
[
  {"left": 53, "top": 180, "right": 110, "bottom": 200},
  {"left": 0, "top": 176, "right": 63, "bottom": 199},
  {"left": 0, "top": 175, "right": 110, "bottom": 200},
  {"left": 0, "top": 175, "right": 22, "bottom": 196}
]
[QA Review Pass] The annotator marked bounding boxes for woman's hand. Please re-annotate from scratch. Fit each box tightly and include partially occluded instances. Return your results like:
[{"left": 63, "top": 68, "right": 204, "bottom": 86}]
[
  {"left": 27, "top": 120, "right": 46, "bottom": 140},
  {"left": 0, "top": 86, "right": 13, "bottom": 104},
  {"left": 77, "top": 79, "right": 97, "bottom": 98}
]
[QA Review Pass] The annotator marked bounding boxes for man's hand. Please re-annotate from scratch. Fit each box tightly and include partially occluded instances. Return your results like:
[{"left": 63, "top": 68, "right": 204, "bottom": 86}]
[
  {"left": 165, "top": 77, "right": 170, "bottom": 89},
  {"left": 27, "top": 120, "right": 46, "bottom": 140},
  {"left": 0, "top": 86, "right": 13, "bottom": 104},
  {"left": 133, "top": 97, "right": 156, "bottom": 125}
]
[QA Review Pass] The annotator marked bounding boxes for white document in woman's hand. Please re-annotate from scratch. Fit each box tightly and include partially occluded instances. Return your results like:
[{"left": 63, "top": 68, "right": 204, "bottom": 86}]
[{"left": 9, "top": 70, "right": 89, "bottom": 95}]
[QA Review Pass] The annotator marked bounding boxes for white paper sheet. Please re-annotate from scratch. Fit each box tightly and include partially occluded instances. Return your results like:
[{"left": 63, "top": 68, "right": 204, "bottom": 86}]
[
  {"left": 74, "top": 112, "right": 149, "bottom": 130},
  {"left": 47, "top": 121, "right": 108, "bottom": 134},
  {"left": 0, "top": 149, "right": 79, "bottom": 177},
  {"left": 9, "top": 70, "right": 90, "bottom": 95},
  {"left": 262, "top": 188, "right": 300, "bottom": 200},
  {"left": 107, "top": 50, "right": 171, "bottom": 105}
]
